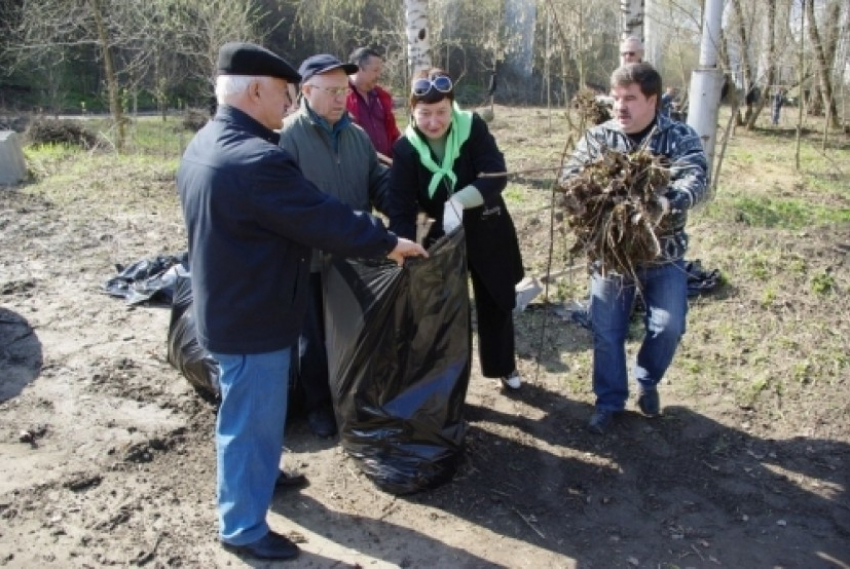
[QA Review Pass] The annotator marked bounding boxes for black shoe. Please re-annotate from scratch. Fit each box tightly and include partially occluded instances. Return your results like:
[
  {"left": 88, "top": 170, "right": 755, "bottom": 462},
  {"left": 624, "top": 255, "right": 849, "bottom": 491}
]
[
  {"left": 275, "top": 470, "right": 308, "bottom": 491},
  {"left": 637, "top": 389, "right": 660, "bottom": 417},
  {"left": 222, "top": 530, "right": 299, "bottom": 560},
  {"left": 587, "top": 410, "right": 614, "bottom": 434},
  {"left": 307, "top": 407, "right": 337, "bottom": 438}
]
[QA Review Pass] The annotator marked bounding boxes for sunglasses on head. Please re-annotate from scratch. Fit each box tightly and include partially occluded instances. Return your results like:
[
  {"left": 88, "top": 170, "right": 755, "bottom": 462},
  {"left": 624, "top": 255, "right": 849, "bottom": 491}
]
[{"left": 412, "top": 75, "right": 453, "bottom": 97}]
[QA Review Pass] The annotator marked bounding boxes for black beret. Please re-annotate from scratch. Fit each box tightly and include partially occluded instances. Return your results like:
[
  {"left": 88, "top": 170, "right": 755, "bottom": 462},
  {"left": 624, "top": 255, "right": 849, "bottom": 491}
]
[
  {"left": 217, "top": 42, "right": 301, "bottom": 83},
  {"left": 298, "top": 54, "right": 359, "bottom": 84}
]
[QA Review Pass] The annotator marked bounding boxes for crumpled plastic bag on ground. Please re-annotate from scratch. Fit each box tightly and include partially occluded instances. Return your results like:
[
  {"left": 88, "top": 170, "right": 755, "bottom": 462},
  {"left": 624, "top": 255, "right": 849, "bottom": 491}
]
[{"left": 103, "top": 253, "right": 187, "bottom": 306}]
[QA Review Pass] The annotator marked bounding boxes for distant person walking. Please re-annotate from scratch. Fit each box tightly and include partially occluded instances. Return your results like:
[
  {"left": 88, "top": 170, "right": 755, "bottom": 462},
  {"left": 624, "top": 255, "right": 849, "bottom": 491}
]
[{"left": 772, "top": 87, "right": 785, "bottom": 126}]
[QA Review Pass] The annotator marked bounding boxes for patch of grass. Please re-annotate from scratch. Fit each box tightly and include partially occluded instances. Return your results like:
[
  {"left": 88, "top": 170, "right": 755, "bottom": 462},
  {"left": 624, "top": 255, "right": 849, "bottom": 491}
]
[
  {"left": 502, "top": 183, "right": 528, "bottom": 205},
  {"left": 730, "top": 196, "right": 850, "bottom": 229},
  {"left": 811, "top": 271, "right": 836, "bottom": 295},
  {"left": 787, "top": 255, "right": 807, "bottom": 275},
  {"left": 760, "top": 286, "right": 777, "bottom": 308},
  {"left": 744, "top": 252, "right": 773, "bottom": 281},
  {"left": 804, "top": 172, "right": 850, "bottom": 196},
  {"left": 736, "top": 374, "right": 771, "bottom": 408}
]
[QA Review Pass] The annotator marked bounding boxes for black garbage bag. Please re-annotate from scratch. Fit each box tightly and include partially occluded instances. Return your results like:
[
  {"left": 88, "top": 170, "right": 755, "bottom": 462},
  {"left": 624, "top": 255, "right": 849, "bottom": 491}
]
[
  {"left": 103, "top": 253, "right": 188, "bottom": 306},
  {"left": 166, "top": 271, "right": 220, "bottom": 397},
  {"left": 324, "top": 231, "right": 471, "bottom": 495}
]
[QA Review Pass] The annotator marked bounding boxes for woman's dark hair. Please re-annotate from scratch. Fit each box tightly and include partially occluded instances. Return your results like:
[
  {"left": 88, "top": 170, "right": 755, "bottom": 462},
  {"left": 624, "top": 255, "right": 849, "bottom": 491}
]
[
  {"left": 408, "top": 67, "right": 455, "bottom": 109},
  {"left": 611, "top": 62, "right": 662, "bottom": 109}
]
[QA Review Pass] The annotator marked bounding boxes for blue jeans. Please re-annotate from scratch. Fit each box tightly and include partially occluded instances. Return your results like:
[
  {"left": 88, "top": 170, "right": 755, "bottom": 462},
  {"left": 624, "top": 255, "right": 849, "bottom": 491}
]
[
  {"left": 590, "top": 261, "right": 687, "bottom": 412},
  {"left": 210, "top": 348, "right": 291, "bottom": 545}
]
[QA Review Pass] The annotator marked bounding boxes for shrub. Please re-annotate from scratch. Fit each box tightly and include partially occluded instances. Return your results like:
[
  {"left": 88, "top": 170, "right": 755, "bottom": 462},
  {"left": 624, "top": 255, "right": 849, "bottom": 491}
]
[
  {"left": 182, "top": 108, "right": 209, "bottom": 132},
  {"left": 26, "top": 118, "right": 99, "bottom": 148}
]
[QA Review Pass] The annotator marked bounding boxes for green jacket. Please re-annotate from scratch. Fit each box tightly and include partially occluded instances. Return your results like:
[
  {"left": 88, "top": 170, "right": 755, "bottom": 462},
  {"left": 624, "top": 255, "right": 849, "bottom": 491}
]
[{"left": 279, "top": 103, "right": 390, "bottom": 270}]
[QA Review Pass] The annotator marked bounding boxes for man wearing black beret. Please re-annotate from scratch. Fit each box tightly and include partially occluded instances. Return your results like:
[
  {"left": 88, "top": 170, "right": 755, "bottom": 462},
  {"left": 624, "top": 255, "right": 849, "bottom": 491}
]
[{"left": 177, "top": 41, "right": 427, "bottom": 561}]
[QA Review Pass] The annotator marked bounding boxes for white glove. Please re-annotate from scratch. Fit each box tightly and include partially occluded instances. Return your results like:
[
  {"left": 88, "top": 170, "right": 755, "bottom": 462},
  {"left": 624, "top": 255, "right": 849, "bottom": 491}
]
[{"left": 443, "top": 198, "right": 463, "bottom": 234}]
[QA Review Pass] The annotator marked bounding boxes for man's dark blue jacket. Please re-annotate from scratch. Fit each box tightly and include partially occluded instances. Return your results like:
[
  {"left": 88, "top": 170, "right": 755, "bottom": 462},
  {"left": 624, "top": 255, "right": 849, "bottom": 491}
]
[{"left": 177, "top": 105, "right": 397, "bottom": 354}]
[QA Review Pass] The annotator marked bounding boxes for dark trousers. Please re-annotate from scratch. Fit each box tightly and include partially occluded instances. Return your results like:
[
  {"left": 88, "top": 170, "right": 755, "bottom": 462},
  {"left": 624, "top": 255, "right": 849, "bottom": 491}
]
[
  {"left": 470, "top": 267, "right": 517, "bottom": 378},
  {"left": 296, "top": 273, "right": 332, "bottom": 412}
]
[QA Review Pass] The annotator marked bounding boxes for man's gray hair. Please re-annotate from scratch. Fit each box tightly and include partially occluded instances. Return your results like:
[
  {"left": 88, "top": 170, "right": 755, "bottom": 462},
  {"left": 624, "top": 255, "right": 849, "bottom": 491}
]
[
  {"left": 349, "top": 47, "right": 382, "bottom": 69},
  {"left": 620, "top": 36, "right": 644, "bottom": 51},
  {"left": 215, "top": 75, "right": 256, "bottom": 104}
]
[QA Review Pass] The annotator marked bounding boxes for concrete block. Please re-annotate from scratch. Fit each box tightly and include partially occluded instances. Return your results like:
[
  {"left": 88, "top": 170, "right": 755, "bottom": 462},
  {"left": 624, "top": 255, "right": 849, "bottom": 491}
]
[{"left": 0, "top": 130, "right": 27, "bottom": 185}]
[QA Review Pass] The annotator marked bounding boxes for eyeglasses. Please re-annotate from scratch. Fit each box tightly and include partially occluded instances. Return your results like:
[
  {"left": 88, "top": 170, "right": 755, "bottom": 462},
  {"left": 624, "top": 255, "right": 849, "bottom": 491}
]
[
  {"left": 621, "top": 51, "right": 637, "bottom": 57},
  {"left": 309, "top": 85, "right": 349, "bottom": 98},
  {"left": 412, "top": 75, "right": 453, "bottom": 97}
]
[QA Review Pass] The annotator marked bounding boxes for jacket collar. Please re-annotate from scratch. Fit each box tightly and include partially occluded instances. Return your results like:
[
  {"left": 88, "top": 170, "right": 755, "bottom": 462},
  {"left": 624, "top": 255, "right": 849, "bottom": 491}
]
[
  {"left": 301, "top": 100, "right": 352, "bottom": 135},
  {"left": 215, "top": 104, "right": 280, "bottom": 145}
]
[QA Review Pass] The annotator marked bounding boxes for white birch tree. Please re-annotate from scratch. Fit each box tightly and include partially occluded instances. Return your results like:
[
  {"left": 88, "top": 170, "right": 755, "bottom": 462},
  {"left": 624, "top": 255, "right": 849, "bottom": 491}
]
[{"left": 405, "top": 0, "right": 432, "bottom": 76}]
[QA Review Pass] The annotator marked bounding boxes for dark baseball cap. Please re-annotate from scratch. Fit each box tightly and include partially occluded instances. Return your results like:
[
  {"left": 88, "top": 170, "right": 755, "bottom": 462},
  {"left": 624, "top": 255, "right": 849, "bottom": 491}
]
[
  {"left": 298, "top": 54, "right": 358, "bottom": 84},
  {"left": 217, "top": 42, "right": 301, "bottom": 83}
]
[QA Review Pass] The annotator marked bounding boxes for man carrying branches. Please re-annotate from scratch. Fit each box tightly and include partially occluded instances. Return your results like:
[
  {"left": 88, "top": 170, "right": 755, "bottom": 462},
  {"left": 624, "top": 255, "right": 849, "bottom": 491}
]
[{"left": 559, "top": 63, "right": 708, "bottom": 434}]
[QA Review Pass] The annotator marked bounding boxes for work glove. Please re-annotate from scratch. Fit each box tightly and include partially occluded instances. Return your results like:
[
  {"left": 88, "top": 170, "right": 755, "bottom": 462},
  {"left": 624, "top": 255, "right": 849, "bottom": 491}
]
[{"left": 443, "top": 198, "right": 463, "bottom": 234}]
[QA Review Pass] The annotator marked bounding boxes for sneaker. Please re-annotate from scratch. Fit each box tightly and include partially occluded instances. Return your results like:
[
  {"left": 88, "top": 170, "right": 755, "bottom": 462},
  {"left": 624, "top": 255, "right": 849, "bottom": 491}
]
[
  {"left": 500, "top": 371, "right": 522, "bottom": 390},
  {"left": 587, "top": 409, "right": 614, "bottom": 434},
  {"left": 637, "top": 389, "right": 660, "bottom": 417}
]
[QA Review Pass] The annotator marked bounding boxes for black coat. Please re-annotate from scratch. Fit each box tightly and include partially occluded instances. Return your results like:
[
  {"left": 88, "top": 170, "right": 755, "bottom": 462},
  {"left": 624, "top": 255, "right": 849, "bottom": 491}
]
[
  {"left": 177, "top": 105, "right": 397, "bottom": 354},
  {"left": 388, "top": 114, "right": 524, "bottom": 311}
]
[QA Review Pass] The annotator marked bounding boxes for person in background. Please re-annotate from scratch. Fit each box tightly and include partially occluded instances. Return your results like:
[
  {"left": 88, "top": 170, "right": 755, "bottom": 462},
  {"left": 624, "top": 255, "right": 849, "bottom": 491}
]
[
  {"left": 387, "top": 68, "right": 525, "bottom": 391},
  {"left": 177, "top": 42, "right": 426, "bottom": 561},
  {"left": 559, "top": 63, "right": 708, "bottom": 435},
  {"left": 619, "top": 36, "right": 645, "bottom": 65},
  {"left": 660, "top": 86, "right": 677, "bottom": 118},
  {"left": 346, "top": 47, "right": 401, "bottom": 160},
  {"left": 772, "top": 87, "right": 785, "bottom": 126},
  {"left": 280, "top": 53, "right": 391, "bottom": 439}
]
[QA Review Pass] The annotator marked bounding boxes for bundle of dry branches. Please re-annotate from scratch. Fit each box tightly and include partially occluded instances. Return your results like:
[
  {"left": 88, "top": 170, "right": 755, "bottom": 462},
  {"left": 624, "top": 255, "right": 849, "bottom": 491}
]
[
  {"left": 570, "top": 89, "right": 612, "bottom": 126},
  {"left": 559, "top": 147, "right": 671, "bottom": 278}
]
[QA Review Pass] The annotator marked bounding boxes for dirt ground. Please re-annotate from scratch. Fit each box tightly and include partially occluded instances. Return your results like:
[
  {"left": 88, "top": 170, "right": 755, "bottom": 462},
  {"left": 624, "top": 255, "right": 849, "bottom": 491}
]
[{"left": 1, "top": 110, "right": 849, "bottom": 568}]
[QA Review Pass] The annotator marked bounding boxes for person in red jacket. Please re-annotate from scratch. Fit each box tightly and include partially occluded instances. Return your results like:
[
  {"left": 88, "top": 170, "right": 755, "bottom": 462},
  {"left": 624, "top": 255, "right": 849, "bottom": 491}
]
[{"left": 346, "top": 47, "right": 400, "bottom": 159}]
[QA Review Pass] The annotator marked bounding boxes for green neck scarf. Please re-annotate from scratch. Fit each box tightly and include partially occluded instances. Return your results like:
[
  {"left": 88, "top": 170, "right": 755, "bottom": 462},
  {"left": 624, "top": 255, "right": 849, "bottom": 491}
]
[{"left": 404, "top": 102, "right": 473, "bottom": 198}]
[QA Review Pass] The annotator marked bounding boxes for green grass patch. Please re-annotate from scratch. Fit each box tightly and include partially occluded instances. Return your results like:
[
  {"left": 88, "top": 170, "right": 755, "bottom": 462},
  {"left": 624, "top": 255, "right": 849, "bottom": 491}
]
[{"left": 730, "top": 196, "right": 850, "bottom": 229}]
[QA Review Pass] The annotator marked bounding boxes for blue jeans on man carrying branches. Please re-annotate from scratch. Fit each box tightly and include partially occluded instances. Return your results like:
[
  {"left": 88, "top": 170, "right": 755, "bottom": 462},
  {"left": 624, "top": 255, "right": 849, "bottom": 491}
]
[{"left": 590, "top": 260, "right": 688, "bottom": 413}]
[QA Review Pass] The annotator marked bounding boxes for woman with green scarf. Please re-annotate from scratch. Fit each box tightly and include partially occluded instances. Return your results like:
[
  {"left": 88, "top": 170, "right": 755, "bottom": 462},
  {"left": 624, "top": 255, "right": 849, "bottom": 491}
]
[{"left": 387, "top": 68, "right": 525, "bottom": 390}]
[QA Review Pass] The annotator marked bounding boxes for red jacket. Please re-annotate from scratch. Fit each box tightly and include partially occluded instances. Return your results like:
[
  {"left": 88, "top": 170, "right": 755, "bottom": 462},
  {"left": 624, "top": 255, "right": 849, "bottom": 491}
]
[{"left": 346, "top": 85, "right": 401, "bottom": 157}]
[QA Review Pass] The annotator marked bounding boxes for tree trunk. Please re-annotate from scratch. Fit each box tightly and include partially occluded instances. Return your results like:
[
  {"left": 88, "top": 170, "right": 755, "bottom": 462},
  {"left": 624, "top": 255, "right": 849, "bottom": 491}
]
[
  {"left": 805, "top": 0, "right": 838, "bottom": 128},
  {"left": 89, "top": 0, "right": 125, "bottom": 150},
  {"left": 795, "top": 0, "right": 805, "bottom": 170},
  {"left": 620, "top": 0, "right": 644, "bottom": 40},
  {"left": 720, "top": 29, "right": 744, "bottom": 127},
  {"left": 745, "top": 0, "right": 776, "bottom": 130},
  {"left": 731, "top": 0, "right": 756, "bottom": 124},
  {"left": 405, "top": 0, "right": 432, "bottom": 76}
]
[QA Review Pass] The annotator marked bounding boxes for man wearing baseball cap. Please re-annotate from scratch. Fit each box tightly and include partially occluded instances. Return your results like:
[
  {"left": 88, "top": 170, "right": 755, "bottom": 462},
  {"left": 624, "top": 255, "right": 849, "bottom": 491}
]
[
  {"left": 177, "top": 42, "right": 426, "bottom": 561},
  {"left": 279, "top": 53, "right": 392, "bottom": 441}
]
